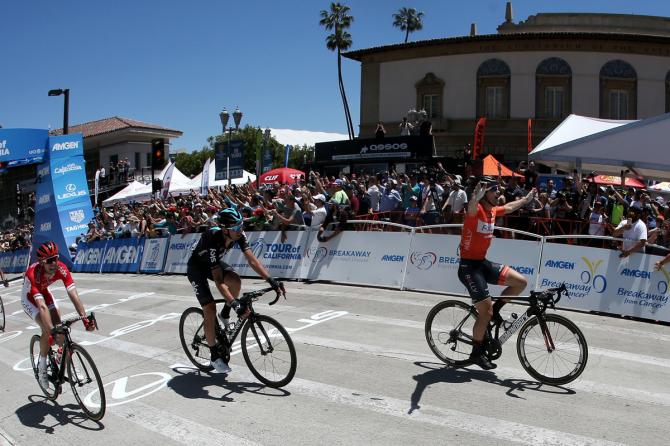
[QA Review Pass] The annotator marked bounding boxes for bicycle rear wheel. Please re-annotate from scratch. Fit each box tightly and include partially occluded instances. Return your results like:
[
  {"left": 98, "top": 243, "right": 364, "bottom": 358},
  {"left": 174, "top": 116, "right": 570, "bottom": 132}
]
[
  {"left": 241, "top": 315, "right": 296, "bottom": 388},
  {"left": 0, "top": 296, "right": 5, "bottom": 331},
  {"left": 179, "top": 307, "right": 214, "bottom": 372},
  {"left": 68, "top": 344, "right": 106, "bottom": 421},
  {"left": 517, "top": 314, "right": 588, "bottom": 385},
  {"left": 425, "top": 300, "right": 476, "bottom": 367},
  {"left": 29, "top": 335, "right": 60, "bottom": 400}
]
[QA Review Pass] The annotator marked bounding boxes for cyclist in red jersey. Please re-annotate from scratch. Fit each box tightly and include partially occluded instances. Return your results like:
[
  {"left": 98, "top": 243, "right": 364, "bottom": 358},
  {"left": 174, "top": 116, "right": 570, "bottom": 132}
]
[
  {"left": 458, "top": 177, "right": 537, "bottom": 370},
  {"left": 21, "top": 241, "right": 95, "bottom": 387}
]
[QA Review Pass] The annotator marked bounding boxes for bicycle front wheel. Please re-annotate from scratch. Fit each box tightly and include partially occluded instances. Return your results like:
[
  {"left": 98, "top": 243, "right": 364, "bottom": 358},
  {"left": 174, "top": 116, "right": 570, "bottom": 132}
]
[
  {"left": 241, "top": 315, "right": 296, "bottom": 388},
  {"left": 67, "top": 344, "right": 106, "bottom": 421},
  {"left": 29, "top": 334, "right": 60, "bottom": 400},
  {"left": 425, "top": 300, "right": 476, "bottom": 367},
  {"left": 0, "top": 296, "right": 5, "bottom": 331},
  {"left": 179, "top": 307, "right": 214, "bottom": 372},
  {"left": 517, "top": 314, "right": 588, "bottom": 385}
]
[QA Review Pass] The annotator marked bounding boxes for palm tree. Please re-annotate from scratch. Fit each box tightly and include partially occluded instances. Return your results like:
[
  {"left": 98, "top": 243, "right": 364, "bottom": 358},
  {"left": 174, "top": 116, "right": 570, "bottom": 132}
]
[
  {"left": 393, "top": 7, "right": 424, "bottom": 43},
  {"left": 320, "top": 2, "right": 355, "bottom": 140}
]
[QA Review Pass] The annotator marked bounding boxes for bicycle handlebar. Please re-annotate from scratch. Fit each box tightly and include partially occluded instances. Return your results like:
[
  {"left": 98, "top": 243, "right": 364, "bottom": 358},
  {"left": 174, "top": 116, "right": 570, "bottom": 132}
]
[
  {"left": 240, "top": 283, "right": 287, "bottom": 306},
  {"left": 51, "top": 312, "right": 97, "bottom": 335},
  {"left": 534, "top": 283, "right": 568, "bottom": 307}
]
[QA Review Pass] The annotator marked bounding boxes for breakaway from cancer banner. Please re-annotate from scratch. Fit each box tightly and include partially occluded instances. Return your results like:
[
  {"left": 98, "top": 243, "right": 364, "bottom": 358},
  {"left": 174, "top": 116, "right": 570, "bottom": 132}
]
[{"left": 69, "top": 229, "right": 670, "bottom": 323}]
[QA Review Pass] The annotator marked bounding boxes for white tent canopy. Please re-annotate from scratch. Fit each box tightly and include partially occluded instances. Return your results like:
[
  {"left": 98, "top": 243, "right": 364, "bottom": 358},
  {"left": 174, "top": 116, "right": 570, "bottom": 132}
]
[
  {"left": 189, "top": 159, "right": 256, "bottom": 189},
  {"left": 530, "top": 113, "right": 670, "bottom": 180},
  {"left": 102, "top": 163, "right": 197, "bottom": 205}
]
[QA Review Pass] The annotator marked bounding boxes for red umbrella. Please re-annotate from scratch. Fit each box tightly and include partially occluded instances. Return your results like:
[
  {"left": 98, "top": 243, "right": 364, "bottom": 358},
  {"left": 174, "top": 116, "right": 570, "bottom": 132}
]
[
  {"left": 259, "top": 167, "right": 305, "bottom": 185},
  {"left": 593, "top": 175, "right": 645, "bottom": 188}
]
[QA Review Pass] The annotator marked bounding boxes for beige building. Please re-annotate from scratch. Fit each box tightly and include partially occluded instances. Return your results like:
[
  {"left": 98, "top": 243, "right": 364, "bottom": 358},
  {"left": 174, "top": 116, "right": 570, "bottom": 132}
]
[{"left": 344, "top": 4, "right": 670, "bottom": 165}]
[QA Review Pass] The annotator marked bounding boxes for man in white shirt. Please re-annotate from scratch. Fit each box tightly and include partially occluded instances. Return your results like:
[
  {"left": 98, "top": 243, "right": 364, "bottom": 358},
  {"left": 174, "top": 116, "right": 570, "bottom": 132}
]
[
  {"left": 614, "top": 205, "right": 647, "bottom": 257},
  {"left": 442, "top": 181, "right": 468, "bottom": 223},
  {"left": 367, "top": 177, "right": 381, "bottom": 212},
  {"left": 309, "top": 194, "right": 328, "bottom": 228}
]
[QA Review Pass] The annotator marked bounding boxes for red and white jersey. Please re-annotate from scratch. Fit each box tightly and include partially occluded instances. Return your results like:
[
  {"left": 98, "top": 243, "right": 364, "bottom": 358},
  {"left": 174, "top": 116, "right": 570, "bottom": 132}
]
[
  {"left": 459, "top": 203, "right": 506, "bottom": 260},
  {"left": 22, "top": 261, "right": 75, "bottom": 305}
]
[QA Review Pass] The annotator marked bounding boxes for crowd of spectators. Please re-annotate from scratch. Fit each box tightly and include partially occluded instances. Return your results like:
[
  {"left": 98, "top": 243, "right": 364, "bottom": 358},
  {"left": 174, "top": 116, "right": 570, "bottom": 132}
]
[
  {"left": 3, "top": 159, "right": 670, "bottom": 258},
  {"left": 0, "top": 225, "right": 33, "bottom": 253}
]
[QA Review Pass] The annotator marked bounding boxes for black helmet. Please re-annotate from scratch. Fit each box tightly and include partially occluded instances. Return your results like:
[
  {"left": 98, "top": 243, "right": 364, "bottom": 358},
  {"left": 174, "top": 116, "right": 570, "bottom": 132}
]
[
  {"left": 217, "top": 207, "right": 243, "bottom": 227},
  {"left": 477, "top": 176, "right": 499, "bottom": 191}
]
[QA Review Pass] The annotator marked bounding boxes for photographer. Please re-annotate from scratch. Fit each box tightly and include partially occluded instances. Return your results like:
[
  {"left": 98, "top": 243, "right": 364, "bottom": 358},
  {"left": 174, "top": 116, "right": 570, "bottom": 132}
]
[{"left": 420, "top": 177, "right": 444, "bottom": 225}]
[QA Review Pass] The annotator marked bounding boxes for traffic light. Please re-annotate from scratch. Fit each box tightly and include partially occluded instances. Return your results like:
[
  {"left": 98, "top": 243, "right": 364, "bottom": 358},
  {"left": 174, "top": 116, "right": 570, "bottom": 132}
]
[
  {"left": 151, "top": 138, "right": 165, "bottom": 170},
  {"left": 152, "top": 178, "right": 163, "bottom": 193}
]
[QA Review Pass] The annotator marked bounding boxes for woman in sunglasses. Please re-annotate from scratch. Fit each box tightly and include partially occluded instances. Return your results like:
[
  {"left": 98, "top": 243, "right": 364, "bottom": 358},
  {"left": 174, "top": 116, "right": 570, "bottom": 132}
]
[
  {"left": 21, "top": 241, "right": 96, "bottom": 388},
  {"left": 186, "top": 207, "right": 283, "bottom": 374}
]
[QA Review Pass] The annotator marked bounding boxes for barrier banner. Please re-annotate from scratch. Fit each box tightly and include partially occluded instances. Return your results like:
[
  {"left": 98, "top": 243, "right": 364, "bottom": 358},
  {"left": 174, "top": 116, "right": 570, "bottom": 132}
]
[
  {"left": 403, "top": 234, "right": 462, "bottom": 293},
  {"left": 403, "top": 234, "right": 542, "bottom": 296},
  {"left": 0, "top": 128, "right": 48, "bottom": 164},
  {"left": 538, "top": 243, "right": 670, "bottom": 321},
  {"left": 227, "top": 230, "right": 311, "bottom": 280},
  {"left": 101, "top": 237, "right": 144, "bottom": 273},
  {"left": 140, "top": 237, "right": 169, "bottom": 274},
  {"left": 72, "top": 240, "right": 108, "bottom": 273},
  {"left": 0, "top": 249, "right": 31, "bottom": 274},
  {"left": 163, "top": 233, "right": 201, "bottom": 274},
  {"left": 215, "top": 140, "right": 244, "bottom": 180},
  {"left": 301, "top": 231, "right": 411, "bottom": 287}
]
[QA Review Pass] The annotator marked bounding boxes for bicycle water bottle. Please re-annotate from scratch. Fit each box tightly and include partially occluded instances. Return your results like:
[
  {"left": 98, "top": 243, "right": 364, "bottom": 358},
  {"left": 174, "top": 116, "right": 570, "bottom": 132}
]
[
  {"left": 54, "top": 346, "right": 63, "bottom": 366},
  {"left": 502, "top": 313, "right": 518, "bottom": 330}
]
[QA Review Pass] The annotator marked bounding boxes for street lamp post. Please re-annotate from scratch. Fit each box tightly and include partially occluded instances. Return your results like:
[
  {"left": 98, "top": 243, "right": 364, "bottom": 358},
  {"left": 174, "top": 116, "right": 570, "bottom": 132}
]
[
  {"left": 259, "top": 128, "right": 271, "bottom": 188},
  {"left": 48, "top": 89, "right": 70, "bottom": 135},
  {"left": 219, "top": 107, "right": 243, "bottom": 187}
]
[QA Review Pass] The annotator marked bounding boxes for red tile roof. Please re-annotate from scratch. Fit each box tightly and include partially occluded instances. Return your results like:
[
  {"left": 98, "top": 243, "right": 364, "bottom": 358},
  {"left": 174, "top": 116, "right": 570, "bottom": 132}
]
[{"left": 50, "top": 116, "right": 182, "bottom": 138}]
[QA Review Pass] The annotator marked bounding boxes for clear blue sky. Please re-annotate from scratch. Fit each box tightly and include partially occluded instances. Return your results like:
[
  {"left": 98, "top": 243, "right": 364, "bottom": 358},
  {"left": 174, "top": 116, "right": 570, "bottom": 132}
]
[{"left": 3, "top": 0, "right": 670, "bottom": 152}]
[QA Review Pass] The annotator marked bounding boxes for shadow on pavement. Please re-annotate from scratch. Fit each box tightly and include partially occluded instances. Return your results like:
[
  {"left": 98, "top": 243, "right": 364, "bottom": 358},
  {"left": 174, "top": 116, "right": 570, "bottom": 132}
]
[
  {"left": 408, "top": 361, "right": 576, "bottom": 414},
  {"left": 15, "top": 395, "right": 104, "bottom": 433},
  {"left": 168, "top": 366, "right": 290, "bottom": 403}
]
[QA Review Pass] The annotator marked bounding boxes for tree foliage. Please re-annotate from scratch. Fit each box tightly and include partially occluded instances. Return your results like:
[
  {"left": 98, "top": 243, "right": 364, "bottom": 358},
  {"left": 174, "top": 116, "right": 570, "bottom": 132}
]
[{"left": 392, "top": 7, "right": 424, "bottom": 43}]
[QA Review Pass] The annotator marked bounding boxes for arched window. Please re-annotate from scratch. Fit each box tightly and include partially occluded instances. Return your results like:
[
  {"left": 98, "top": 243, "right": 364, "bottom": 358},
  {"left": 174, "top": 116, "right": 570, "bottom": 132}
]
[
  {"left": 665, "top": 71, "right": 670, "bottom": 113},
  {"left": 535, "top": 57, "right": 572, "bottom": 119},
  {"left": 415, "top": 73, "right": 444, "bottom": 119},
  {"left": 600, "top": 60, "right": 637, "bottom": 119},
  {"left": 477, "top": 59, "right": 510, "bottom": 118}
]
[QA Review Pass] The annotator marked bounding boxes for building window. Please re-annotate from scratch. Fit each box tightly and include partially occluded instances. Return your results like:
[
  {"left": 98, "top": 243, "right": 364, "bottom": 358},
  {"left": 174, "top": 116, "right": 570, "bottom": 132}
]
[
  {"left": 477, "top": 59, "right": 510, "bottom": 119},
  {"left": 422, "top": 94, "right": 439, "bottom": 119},
  {"left": 415, "top": 73, "right": 444, "bottom": 122},
  {"left": 146, "top": 153, "right": 151, "bottom": 168},
  {"left": 600, "top": 60, "right": 636, "bottom": 119},
  {"left": 609, "top": 90, "right": 629, "bottom": 119},
  {"left": 536, "top": 57, "right": 571, "bottom": 119},
  {"left": 544, "top": 86, "right": 564, "bottom": 118}
]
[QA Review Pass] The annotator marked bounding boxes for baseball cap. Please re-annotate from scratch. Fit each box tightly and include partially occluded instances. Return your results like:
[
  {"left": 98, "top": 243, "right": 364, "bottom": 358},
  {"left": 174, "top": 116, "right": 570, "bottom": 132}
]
[
  {"left": 335, "top": 179, "right": 344, "bottom": 186},
  {"left": 313, "top": 194, "right": 326, "bottom": 202}
]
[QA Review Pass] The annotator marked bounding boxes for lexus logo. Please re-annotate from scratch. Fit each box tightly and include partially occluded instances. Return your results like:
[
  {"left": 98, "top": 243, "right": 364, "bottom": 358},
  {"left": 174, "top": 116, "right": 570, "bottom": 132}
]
[{"left": 65, "top": 183, "right": 77, "bottom": 192}]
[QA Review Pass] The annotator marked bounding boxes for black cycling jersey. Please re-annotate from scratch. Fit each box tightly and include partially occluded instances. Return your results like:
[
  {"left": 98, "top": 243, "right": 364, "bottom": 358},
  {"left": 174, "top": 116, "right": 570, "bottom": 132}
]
[{"left": 187, "top": 228, "right": 250, "bottom": 271}]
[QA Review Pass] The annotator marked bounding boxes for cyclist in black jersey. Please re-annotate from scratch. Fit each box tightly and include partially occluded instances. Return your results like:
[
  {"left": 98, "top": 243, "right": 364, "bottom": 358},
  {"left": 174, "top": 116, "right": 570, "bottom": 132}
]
[{"left": 187, "top": 207, "right": 284, "bottom": 374}]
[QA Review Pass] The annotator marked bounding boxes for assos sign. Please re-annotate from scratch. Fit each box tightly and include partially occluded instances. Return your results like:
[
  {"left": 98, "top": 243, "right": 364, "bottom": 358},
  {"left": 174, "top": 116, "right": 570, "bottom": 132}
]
[{"left": 360, "top": 142, "right": 408, "bottom": 154}]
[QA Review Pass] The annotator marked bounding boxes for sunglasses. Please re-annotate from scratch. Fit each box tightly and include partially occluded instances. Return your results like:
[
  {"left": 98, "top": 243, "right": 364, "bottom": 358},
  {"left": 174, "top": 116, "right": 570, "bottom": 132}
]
[
  {"left": 45, "top": 256, "right": 58, "bottom": 264},
  {"left": 227, "top": 224, "right": 243, "bottom": 232}
]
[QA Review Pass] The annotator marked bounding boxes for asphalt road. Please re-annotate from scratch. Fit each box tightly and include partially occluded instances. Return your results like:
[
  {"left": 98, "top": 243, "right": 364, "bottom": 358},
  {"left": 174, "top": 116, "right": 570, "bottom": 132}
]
[{"left": 0, "top": 273, "right": 668, "bottom": 446}]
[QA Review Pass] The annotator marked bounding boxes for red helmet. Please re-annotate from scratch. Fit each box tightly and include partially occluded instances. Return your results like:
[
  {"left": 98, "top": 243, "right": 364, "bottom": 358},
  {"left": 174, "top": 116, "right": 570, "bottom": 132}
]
[{"left": 36, "top": 241, "right": 59, "bottom": 260}]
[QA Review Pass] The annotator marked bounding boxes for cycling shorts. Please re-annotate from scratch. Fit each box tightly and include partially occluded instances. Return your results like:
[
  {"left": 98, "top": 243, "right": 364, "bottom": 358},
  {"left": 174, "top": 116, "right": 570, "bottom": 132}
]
[
  {"left": 21, "top": 280, "right": 59, "bottom": 321},
  {"left": 186, "top": 260, "right": 237, "bottom": 306},
  {"left": 457, "top": 258, "right": 510, "bottom": 303}
]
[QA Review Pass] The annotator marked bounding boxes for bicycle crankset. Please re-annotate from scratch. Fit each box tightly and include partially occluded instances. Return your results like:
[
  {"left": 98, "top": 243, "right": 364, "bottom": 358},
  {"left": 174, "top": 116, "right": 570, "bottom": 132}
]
[{"left": 485, "top": 339, "right": 502, "bottom": 360}]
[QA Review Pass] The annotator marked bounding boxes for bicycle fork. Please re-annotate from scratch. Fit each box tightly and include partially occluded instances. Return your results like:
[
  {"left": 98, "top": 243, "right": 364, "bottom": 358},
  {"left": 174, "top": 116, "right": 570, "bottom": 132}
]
[{"left": 538, "top": 318, "right": 556, "bottom": 352}]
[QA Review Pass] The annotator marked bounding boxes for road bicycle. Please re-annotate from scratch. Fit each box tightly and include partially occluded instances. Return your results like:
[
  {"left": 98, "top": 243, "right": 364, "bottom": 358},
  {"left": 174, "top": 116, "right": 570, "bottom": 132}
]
[
  {"left": 179, "top": 286, "right": 297, "bottom": 388},
  {"left": 29, "top": 313, "right": 106, "bottom": 421},
  {"left": 425, "top": 284, "right": 588, "bottom": 385}
]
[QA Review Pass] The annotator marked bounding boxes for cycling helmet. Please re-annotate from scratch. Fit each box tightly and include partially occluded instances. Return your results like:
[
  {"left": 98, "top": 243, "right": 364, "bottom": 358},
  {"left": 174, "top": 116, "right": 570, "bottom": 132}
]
[
  {"left": 36, "top": 241, "right": 59, "bottom": 260},
  {"left": 217, "top": 207, "right": 243, "bottom": 228},
  {"left": 477, "top": 176, "right": 499, "bottom": 191}
]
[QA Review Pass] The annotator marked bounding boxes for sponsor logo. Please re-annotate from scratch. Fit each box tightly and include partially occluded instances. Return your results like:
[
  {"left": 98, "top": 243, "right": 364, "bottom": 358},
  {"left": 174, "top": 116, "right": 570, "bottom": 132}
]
[
  {"left": 84, "top": 372, "right": 171, "bottom": 408},
  {"left": 410, "top": 251, "right": 437, "bottom": 270},
  {"left": 57, "top": 183, "right": 87, "bottom": 200},
  {"left": 103, "top": 245, "right": 142, "bottom": 264},
  {"left": 69, "top": 209, "right": 86, "bottom": 223},
  {"left": 29, "top": 147, "right": 45, "bottom": 155},
  {"left": 54, "top": 162, "right": 83, "bottom": 175},
  {"left": 38, "top": 194, "right": 51, "bottom": 205},
  {"left": 64, "top": 222, "right": 88, "bottom": 233},
  {"left": 40, "top": 221, "right": 52, "bottom": 232},
  {"left": 74, "top": 247, "right": 105, "bottom": 265},
  {"left": 306, "top": 246, "right": 328, "bottom": 263},
  {"left": 544, "top": 260, "right": 575, "bottom": 270},
  {"left": 52, "top": 141, "right": 79, "bottom": 151},
  {"left": 511, "top": 265, "right": 534, "bottom": 275},
  {"left": 261, "top": 243, "right": 302, "bottom": 260},
  {"left": 360, "top": 142, "right": 408, "bottom": 154},
  {"left": 620, "top": 268, "right": 651, "bottom": 279},
  {"left": 382, "top": 254, "right": 404, "bottom": 262},
  {"left": 438, "top": 256, "right": 459, "bottom": 265},
  {"left": 581, "top": 257, "right": 607, "bottom": 293},
  {"left": 264, "top": 175, "right": 279, "bottom": 181},
  {"left": 38, "top": 166, "right": 50, "bottom": 177},
  {"left": 248, "top": 238, "right": 265, "bottom": 258},
  {"left": 148, "top": 241, "right": 161, "bottom": 262}
]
